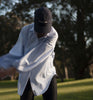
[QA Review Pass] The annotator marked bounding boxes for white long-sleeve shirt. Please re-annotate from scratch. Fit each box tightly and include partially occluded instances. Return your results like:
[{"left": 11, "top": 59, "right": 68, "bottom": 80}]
[{"left": 0, "top": 23, "right": 58, "bottom": 96}]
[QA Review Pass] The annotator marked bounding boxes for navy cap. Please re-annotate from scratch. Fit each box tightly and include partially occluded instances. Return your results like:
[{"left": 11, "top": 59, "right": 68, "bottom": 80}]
[{"left": 34, "top": 7, "right": 52, "bottom": 33}]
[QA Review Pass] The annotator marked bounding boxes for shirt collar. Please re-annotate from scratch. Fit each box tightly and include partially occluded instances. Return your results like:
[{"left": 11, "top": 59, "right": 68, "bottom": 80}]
[{"left": 29, "top": 23, "right": 34, "bottom": 32}]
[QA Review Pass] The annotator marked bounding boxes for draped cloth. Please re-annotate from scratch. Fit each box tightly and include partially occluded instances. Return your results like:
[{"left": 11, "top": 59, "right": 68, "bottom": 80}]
[
  {"left": 0, "top": 23, "right": 58, "bottom": 72},
  {"left": 0, "top": 23, "right": 58, "bottom": 96}
]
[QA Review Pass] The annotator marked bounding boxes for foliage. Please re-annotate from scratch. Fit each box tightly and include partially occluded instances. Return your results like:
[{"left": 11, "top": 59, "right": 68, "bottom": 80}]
[
  {"left": 0, "top": 0, "right": 93, "bottom": 80},
  {"left": 52, "top": 0, "right": 93, "bottom": 79},
  {"left": 0, "top": 15, "right": 20, "bottom": 55}
]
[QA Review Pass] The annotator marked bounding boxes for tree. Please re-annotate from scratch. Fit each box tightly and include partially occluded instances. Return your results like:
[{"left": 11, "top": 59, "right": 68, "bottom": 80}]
[
  {"left": 51, "top": 0, "right": 93, "bottom": 79},
  {"left": 0, "top": 0, "right": 93, "bottom": 80},
  {"left": 69, "top": 0, "right": 93, "bottom": 79}
]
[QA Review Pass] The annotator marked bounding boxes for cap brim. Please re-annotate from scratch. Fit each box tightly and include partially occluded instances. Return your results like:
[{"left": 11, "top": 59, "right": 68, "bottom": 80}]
[{"left": 34, "top": 22, "right": 51, "bottom": 34}]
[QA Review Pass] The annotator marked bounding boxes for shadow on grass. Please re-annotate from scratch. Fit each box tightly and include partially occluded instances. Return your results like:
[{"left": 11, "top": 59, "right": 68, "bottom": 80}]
[
  {"left": 0, "top": 88, "right": 93, "bottom": 100},
  {"left": 57, "top": 80, "right": 93, "bottom": 88},
  {"left": 9, "top": 99, "right": 19, "bottom": 100},
  {"left": 1, "top": 89, "right": 93, "bottom": 100},
  {"left": 0, "top": 81, "right": 17, "bottom": 88},
  {"left": 0, "top": 90, "right": 17, "bottom": 96},
  {"left": 58, "top": 89, "right": 93, "bottom": 100},
  {"left": 0, "top": 79, "right": 93, "bottom": 100}
]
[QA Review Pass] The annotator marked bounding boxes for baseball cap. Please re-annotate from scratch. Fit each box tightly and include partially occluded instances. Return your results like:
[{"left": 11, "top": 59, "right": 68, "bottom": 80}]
[{"left": 34, "top": 7, "right": 52, "bottom": 34}]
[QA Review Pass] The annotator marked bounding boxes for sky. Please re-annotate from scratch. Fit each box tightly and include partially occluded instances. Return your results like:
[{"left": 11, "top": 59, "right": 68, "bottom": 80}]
[
  {"left": 0, "top": 0, "right": 92, "bottom": 46},
  {"left": 0, "top": 0, "right": 19, "bottom": 15}
]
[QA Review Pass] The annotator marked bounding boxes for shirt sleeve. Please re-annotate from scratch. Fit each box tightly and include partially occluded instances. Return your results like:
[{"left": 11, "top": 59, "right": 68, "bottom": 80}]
[
  {"left": 46, "top": 26, "right": 58, "bottom": 48},
  {"left": 0, "top": 27, "right": 24, "bottom": 69},
  {"left": 9, "top": 27, "right": 24, "bottom": 57},
  {"left": 14, "top": 27, "right": 58, "bottom": 72}
]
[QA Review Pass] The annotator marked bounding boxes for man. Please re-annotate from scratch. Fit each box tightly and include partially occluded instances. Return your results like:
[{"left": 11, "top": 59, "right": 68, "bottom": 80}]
[{"left": 0, "top": 7, "right": 58, "bottom": 100}]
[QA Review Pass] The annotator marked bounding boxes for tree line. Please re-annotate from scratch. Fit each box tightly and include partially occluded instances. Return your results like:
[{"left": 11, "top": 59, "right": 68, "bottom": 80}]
[{"left": 0, "top": 0, "right": 93, "bottom": 81}]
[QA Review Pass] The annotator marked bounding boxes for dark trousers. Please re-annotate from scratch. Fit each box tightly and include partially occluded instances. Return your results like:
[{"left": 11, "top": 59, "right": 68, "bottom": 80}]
[{"left": 20, "top": 75, "right": 57, "bottom": 100}]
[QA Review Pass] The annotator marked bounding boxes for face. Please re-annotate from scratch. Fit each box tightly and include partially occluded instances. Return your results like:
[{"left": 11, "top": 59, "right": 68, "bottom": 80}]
[{"left": 36, "top": 32, "right": 47, "bottom": 38}]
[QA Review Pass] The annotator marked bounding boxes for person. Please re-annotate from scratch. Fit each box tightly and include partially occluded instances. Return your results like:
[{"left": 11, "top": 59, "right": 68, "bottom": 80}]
[{"left": 0, "top": 7, "right": 58, "bottom": 100}]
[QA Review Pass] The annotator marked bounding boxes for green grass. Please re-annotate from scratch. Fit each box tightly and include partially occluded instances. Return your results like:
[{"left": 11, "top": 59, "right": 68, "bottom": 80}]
[{"left": 0, "top": 78, "right": 93, "bottom": 100}]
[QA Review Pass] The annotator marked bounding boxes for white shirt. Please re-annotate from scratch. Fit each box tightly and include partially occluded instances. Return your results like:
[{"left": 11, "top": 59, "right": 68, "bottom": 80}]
[{"left": 0, "top": 23, "right": 58, "bottom": 96}]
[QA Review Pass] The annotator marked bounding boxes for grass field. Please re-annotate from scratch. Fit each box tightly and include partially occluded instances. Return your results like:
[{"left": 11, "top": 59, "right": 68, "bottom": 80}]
[{"left": 0, "top": 78, "right": 93, "bottom": 100}]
